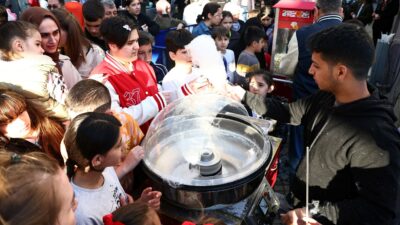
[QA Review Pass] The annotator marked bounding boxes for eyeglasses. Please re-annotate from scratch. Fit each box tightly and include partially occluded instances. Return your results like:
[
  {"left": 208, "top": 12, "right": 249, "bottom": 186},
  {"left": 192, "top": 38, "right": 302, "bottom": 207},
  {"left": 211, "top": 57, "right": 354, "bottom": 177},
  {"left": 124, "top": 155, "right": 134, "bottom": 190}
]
[{"left": 47, "top": 4, "right": 60, "bottom": 9}]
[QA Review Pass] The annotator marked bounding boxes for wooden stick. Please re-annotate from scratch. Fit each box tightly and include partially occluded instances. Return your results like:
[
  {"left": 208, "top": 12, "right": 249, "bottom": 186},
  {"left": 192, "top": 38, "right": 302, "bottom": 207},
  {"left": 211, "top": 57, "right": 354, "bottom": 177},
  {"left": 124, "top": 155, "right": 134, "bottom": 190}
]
[{"left": 305, "top": 146, "right": 310, "bottom": 220}]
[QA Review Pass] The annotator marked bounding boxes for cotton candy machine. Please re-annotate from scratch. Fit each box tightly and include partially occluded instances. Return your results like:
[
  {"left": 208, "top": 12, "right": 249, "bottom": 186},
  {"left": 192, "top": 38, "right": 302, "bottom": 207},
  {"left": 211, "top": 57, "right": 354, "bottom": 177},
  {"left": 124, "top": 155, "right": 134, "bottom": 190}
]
[{"left": 141, "top": 94, "right": 275, "bottom": 217}]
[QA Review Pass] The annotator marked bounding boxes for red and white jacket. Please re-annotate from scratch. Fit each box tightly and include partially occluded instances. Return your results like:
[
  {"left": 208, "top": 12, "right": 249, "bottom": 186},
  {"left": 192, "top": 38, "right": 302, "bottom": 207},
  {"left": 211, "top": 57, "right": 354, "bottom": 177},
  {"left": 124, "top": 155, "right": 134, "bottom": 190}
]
[{"left": 90, "top": 53, "right": 166, "bottom": 133}]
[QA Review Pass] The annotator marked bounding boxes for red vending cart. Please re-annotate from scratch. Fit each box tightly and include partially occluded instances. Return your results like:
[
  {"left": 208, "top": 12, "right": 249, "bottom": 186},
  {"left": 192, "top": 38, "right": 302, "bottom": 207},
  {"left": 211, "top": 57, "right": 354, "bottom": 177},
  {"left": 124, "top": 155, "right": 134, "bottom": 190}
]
[{"left": 270, "top": 0, "right": 315, "bottom": 101}]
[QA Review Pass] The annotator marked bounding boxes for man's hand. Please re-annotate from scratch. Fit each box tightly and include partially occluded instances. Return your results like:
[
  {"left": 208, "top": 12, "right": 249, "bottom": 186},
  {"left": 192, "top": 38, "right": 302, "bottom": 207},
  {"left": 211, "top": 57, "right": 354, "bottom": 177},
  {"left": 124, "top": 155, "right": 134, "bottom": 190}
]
[{"left": 281, "top": 208, "right": 321, "bottom": 225}]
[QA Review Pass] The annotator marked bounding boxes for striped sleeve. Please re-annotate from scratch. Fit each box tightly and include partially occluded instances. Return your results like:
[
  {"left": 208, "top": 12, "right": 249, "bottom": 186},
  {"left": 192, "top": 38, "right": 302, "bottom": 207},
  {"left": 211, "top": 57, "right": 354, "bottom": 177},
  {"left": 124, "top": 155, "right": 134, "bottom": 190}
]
[
  {"left": 181, "top": 83, "right": 194, "bottom": 96},
  {"left": 153, "top": 93, "right": 167, "bottom": 111}
]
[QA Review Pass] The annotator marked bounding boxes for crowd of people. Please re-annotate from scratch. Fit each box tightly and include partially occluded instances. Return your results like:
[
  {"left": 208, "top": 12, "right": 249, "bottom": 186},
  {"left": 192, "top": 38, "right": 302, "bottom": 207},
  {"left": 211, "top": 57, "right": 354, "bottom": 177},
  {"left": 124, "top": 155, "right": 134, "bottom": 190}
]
[{"left": 0, "top": 0, "right": 399, "bottom": 224}]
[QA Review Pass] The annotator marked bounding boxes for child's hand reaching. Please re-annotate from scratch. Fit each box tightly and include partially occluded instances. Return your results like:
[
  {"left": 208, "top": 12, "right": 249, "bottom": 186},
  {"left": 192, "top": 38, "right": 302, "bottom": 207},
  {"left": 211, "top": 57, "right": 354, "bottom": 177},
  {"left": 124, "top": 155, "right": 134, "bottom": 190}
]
[
  {"left": 128, "top": 145, "right": 145, "bottom": 162},
  {"left": 225, "top": 84, "right": 246, "bottom": 102},
  {"left": 139, "top": 187, "right": 162, "bottom": 210},
  {"left": 188, "top": 76, "right": 213, "bottom": 94},
  {"left": 115, "top": 146, "right": 145, "bottom": 179}
]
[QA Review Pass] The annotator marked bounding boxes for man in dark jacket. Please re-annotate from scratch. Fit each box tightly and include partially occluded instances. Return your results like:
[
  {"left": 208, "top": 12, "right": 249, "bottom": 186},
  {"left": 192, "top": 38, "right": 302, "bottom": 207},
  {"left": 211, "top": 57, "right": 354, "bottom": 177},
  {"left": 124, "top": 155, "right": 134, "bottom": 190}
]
[
  {"left": 230, "top": 24, "right": 400, "bottom": 225},
  {"left": 83, "top": 0, "right": 108, "bottom": 51},
  {"left": 279, "top": 0, "right": 343, "bottom": 178}
]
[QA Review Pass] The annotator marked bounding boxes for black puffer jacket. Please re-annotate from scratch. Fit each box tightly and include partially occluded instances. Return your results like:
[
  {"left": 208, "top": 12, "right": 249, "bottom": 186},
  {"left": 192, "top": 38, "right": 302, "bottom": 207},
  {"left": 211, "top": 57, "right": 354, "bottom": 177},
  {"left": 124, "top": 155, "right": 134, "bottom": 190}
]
[{"left": 243, "top": 89, "right": 400, "bottom": 225}]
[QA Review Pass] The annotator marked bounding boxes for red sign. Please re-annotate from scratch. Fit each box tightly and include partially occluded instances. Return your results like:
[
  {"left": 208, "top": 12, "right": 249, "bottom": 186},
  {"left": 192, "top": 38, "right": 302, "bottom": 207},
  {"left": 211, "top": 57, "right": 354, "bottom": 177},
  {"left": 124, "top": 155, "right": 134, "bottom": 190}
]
[
  {"left": 277, "top": 8, "right": 314, "bottom": 30},
  {"left": 281, "top": 9, "right": 311, "bottom": 19},
  {"left": 279, "top": 9, "right": 314, "bottom": 22}
]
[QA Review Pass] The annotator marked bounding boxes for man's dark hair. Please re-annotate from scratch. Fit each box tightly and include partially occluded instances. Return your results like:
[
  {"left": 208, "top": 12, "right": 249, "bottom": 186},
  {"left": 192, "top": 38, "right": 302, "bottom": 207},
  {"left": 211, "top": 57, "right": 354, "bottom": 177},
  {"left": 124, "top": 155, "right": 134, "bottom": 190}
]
[
  {"left": 83, "top": 0, "right": 105, "bottom": 22},
  {"left": 212, "top": 26, "right": 230, "bottom": 39},
  {"left": 243, "top": 26, "right": 266, "bottom": 47},
  {"left": 165, "top": 29, "right": 193, "bottom": 53},
  {"left": 309, "top": 23, "right": 374, "bottom": 80},
  {"left": 100, "top": 16, "right": 137, "bottom": 48},
  {"left": 138, "top": 30, "right": 154, "bottom": 46},
  {"left": 316, "top": 0, "right": 341, "bottom": 14},
  {"left": 123, "top": 0, "right": 135, "bottom": 8}
]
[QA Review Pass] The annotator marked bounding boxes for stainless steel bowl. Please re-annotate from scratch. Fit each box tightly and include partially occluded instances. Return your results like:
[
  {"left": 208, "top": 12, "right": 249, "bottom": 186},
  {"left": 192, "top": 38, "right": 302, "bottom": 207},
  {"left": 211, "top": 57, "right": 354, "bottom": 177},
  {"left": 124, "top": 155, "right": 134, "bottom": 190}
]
[{"left": 142, "top": 94, "right": 272, "bottom": 208}]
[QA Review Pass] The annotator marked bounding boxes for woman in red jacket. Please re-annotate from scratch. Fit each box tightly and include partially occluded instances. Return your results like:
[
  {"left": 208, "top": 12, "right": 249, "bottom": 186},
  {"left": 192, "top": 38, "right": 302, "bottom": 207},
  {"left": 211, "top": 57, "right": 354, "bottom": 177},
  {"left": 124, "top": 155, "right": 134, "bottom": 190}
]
[{"left": 90, "top": 17, "right": 169, "bottom": 133}]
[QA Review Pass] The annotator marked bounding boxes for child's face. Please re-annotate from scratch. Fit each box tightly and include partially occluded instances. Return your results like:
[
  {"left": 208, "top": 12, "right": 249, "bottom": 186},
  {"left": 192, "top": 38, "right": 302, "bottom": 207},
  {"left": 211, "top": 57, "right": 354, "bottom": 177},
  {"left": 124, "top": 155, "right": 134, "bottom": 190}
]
[
  {"left": 215, "top": 36, "right": 229, "bottom": 52},
  {"left": 55, "top": 169, "right": 78, "bottom": 225},
  {"left": 169, "top": 47, "right": 192, "bottom": 68},
  {"left": 253, "top": 39, "right": 266, "bottom": 53},
  {"left": 102, "top": 135, "right": 123, "bottom": 167},
  {"left": 21, "top": 30, "right": 44, "bottom": 55},
  {"left": 249, "top": 75, "right": 270, "bottom": 97},
  {"left": 138, "top": 43, "right": 153, "bottom": 63},
  {"left": 110, "top": 29, "right": 140, "bottom": 62},
  {"left": 0, "top": 110, "right": 32, "bottom": 139},
  {"left": 221, "top": 16, "right": 233, "bottom": 30}
]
